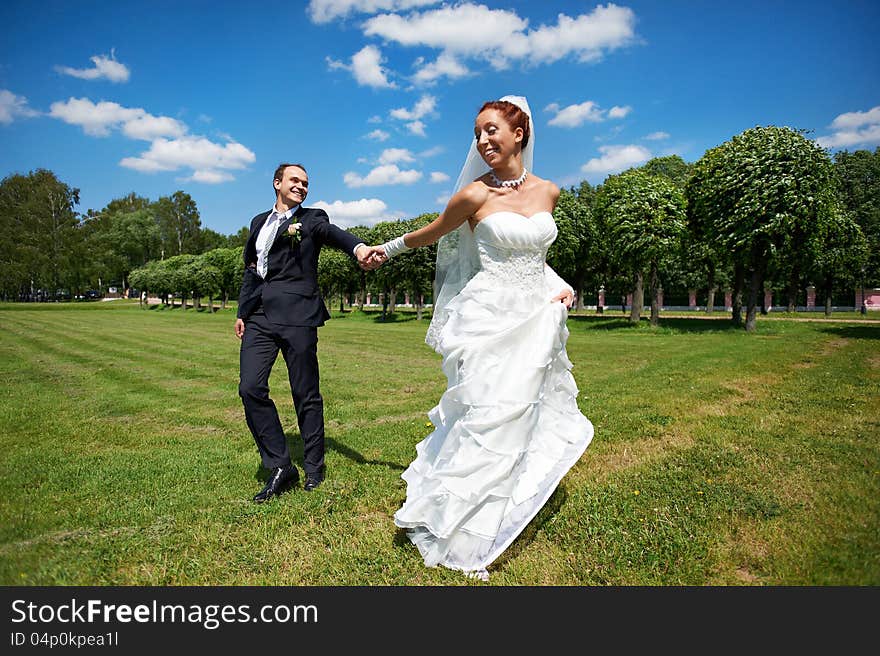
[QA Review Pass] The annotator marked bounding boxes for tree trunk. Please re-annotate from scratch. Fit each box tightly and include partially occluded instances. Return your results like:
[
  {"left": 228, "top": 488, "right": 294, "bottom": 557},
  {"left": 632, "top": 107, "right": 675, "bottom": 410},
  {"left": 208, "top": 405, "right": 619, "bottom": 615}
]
[
  {"left": 575, "top": 272, "right": 585, "bottom": 311},
  {"left": 732, "top": 260, "right": 745, "bottom": 327},
  {"left": 649, "top": 262, "right": 660, "bottom": 326},
  {"left": 208, "top": 294, "right": 213, "bottom": 312},
  {"left": 706, "top": 285, "right": 716, "bottom": 313},
  {"left": 629, "top": 271, "right": 643, "bottom": 324},
  {"left": 222, "top": 291, "right": 228, "bottom": 310},
  {"left": 786, "top": 266, "right": 799, "bottom": 313},
  {"left": 389, "top": 286, "right": 397, "bottom": 313},
  {"left": 824, "top": 276, "right": 834, "bottom": 317},
  {"left": 705, "top": 260, "right": 716, "bottom": 314},
  {"left": 745, "top": 253, "right": 766, "bottom": 332},
  {"left": 416, "top": 295, "right": 423, "bottom": 321},
  {"left": 760, "top": 282, "right": 768, "bottom": 315}
]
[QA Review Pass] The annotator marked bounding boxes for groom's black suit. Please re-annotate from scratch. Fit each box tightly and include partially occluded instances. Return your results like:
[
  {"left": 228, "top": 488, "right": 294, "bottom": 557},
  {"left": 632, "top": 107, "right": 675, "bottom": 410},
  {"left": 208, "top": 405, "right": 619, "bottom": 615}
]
[{"left": 237, "top": 206, "right": 362, "bottom": 478}]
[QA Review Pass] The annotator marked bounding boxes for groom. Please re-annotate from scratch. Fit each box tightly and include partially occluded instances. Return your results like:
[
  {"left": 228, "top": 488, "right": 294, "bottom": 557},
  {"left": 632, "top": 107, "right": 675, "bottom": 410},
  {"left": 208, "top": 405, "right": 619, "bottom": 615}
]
[{"left": 235, "top": 162, "right": 379, "bottom": 502}]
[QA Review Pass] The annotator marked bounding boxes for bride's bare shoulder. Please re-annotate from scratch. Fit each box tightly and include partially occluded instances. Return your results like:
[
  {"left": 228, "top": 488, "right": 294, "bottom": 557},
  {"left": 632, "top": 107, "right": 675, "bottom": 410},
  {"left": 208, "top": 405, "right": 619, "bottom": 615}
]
[
  {"left": 450, "top": 179, "right": 491, "bottom": 211},
  {"left": 528, "top": 174, "right": 560, "bottom": 202}
]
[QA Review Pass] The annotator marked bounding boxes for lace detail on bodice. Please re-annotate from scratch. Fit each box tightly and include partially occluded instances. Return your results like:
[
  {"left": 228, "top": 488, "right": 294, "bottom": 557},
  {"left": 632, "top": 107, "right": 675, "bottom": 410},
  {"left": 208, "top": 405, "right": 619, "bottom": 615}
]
[
  {"left": 472, "top": 211, "right": 556, "bottom": 293},
  {"left": 477, "top": 242, "right": 546, "bottom": 291}
]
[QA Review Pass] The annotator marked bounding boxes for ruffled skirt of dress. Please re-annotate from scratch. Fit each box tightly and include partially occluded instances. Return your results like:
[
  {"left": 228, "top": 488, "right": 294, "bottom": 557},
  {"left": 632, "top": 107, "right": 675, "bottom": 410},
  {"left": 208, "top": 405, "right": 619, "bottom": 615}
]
[{"left": 393, "top": 273, "right": 594, "bottom": 573}]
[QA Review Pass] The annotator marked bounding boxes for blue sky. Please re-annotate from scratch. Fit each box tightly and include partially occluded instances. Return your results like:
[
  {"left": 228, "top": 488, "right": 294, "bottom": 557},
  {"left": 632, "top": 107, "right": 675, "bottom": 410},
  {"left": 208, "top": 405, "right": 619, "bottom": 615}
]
[{"left": 1, "top": 1, "right": 878, "bottom": 235}]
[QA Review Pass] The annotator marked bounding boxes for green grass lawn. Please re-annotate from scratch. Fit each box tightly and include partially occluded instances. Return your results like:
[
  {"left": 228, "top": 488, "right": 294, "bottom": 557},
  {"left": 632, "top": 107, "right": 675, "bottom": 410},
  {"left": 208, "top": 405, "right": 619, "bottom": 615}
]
[{"left": 0, "top": 300, "right": 877, "bottom": 585}]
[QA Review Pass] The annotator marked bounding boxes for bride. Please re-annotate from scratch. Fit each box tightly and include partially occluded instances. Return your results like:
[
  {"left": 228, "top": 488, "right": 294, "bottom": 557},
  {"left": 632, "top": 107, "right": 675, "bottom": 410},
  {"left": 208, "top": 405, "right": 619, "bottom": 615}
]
[{"left": 375, "top": 95, "right": 594, "bottom": 580}]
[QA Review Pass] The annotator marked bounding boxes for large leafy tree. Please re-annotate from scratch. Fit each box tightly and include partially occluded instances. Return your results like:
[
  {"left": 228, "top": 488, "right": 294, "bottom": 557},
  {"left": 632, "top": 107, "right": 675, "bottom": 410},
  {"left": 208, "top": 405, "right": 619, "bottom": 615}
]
[
  {"left": 688, "top": 126, "right": 840, "bottom": 331},
  {"left": 549, "top": 187, "right": 601, "bottom": 311},
  {"left": 810, "top": 209, "right": 868, "bottom": 316},
  {"left": 318, "top": 247, "right": 357, "bottom": 312},
  {"left": 594, "top": 169, "right": 687, "bottom": 325},
  {"left": 834, "top": 148, "right": 880, "bottom": 287},
  {"left": 346, "top": 225, "right": 375, "bottom": 310},
  {"left": 641, "top": 155, "right": 693, "bottom": 189},
  {"left": 392, "top": 214, "right": 437, "bottom": 320},
  {"left": 0, "top": 169, "right": 81, "bottom": 299},
  {"left": 200, "top": 247, "right": 242, "bottom": 308},
  {"left": 154, "top": 191, "right": 201, "bottom": 256}
]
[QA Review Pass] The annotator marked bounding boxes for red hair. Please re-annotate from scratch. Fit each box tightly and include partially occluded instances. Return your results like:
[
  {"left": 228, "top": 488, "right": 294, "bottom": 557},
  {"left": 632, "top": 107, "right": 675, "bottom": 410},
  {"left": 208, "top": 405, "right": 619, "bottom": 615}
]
[{"left": 478, "top": 100, "right": 530, "bottom": 149}]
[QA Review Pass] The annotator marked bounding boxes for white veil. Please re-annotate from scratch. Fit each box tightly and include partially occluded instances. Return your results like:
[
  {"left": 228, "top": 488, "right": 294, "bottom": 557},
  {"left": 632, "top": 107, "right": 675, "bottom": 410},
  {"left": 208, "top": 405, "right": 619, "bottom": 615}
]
[{"left": 425, "top": 95, "right": 534, "bottom": 351}]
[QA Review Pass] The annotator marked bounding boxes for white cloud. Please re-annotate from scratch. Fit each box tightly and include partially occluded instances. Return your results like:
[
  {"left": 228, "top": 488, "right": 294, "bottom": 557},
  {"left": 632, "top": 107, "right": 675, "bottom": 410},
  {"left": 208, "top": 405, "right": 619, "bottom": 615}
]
[
  {"left": 526, "top": 4, "right": 637, "bottom": 64},
  {"left": 406, "top": 120, "right": 426, "bottom": 136},
  {"left": 327, "top": 45, "right": 396, "bottom": 88},
  {"left": 365, "top": 128, "right": 390, "bottom": 141},
  {"left": 830, "top": 106, "right": 880, "bottom": 130},
  {"left": 367, "top": 115, "right": 383, "bottom": 123},
  {"left": 49, "top": 96, "right": 253, "bottom": 183},
  {"left": 307, "top": 0, "right": 439, "bottom": 24},
  {"left": 412, "top": 52, "right": 470, "bottom": 85},
  {"left": 420, "top": 145, "right": 444, "bottom": 157},
  {"left": 55, "top": 50, "right": 130, "bottom": 83},
  {"left": 581, "top": 144, "right": 651, "bottom": 175},
  {"left": 430, "top": 171, "right": 450, "bottom": 183},
  {"left": 365, "top": 4, "right": 527, "bottom": 59},
  {"left": 363, "top": 3, "right": 636, "bottom": 70},
  {"left": 122, "top": 114, "right": 189, "bottom": 140},
  {"left": 351, "top": 45, "right": 396, "bottom": 88},
  {"left": 546, "top": 100, "right": 632, "bottom": 128},
  {"left": 378, "top": 148, "right": 415, "bottom": 164},
  {"left": 816, "top": 124, "right": 880, "bottom": 149},
  {"left": 119, "top": 136, "right": 256, "bottom": 182},
  {"left": 547, "top": 101, "right": 604, "bottom": 127},
  {"left": 49, "top": 97, "right": 185, "bottom": 139},
  {"left": 390, "top": 94, "right": 435, "bottom": 120},
  {"left": 435, "top": 192, "right": 451, "bottom": 205},
  {"left": 311, "top": 198, "right": 394, "bottom": 227},
  {"left": 344, "top": 164, "right": 422, "bottom": 187},
  {"left": 645, "top": 131, "right": 670, "bottom": 140},
  {"left": 817, "top": 106, "right": 880, "bottom": 148},
  {"left": 185, "top": 170, "right": 235, "bottom": 184},
  {"left": 0, "top": 90, "right": 39, "bottom": 124}
]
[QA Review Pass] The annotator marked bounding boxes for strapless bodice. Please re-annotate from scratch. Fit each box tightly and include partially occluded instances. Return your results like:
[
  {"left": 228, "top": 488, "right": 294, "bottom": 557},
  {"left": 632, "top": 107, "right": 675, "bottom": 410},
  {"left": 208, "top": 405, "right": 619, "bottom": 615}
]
[{"left": 473, "top": 211, "right": 557, "bottom": 290}]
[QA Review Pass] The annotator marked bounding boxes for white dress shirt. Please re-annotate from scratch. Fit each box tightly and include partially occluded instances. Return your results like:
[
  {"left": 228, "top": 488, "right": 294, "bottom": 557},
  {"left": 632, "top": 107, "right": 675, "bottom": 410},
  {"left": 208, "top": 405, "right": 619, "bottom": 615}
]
[{"left": 255, "top": 206, "right": 297, "bottom": 279}]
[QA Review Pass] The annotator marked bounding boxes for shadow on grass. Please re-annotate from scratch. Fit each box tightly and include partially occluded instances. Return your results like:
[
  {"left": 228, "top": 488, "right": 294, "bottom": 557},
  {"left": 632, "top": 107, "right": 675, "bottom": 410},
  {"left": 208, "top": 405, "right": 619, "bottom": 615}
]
[
  {"left": 818, "top": 324, "right": 880, "bottom": 340},
  {"left": 568, "top": 314, "right": 743, "bottom": 333},
  {"left": 325, "top": 436, "right": 406, "bottom": 471},
  {"left": 492, "top": 483, "right": 569, "bottom": 571},
  {"left": 369, "top": 311, "right": 425, "bottom": 324}
]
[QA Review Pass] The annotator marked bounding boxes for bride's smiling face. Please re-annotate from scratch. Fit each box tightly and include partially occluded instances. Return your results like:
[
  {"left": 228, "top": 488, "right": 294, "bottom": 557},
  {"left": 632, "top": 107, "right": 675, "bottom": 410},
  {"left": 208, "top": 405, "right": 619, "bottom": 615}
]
[{"left": 474, "top": 109, "right": 523, "bottom": 167}]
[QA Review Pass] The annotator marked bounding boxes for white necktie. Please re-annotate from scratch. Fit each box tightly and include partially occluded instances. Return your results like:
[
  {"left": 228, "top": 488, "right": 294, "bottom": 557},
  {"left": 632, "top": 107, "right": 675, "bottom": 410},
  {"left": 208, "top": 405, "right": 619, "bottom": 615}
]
[{"left": 258, "top": 213, "right": 283, "bottom": 279}]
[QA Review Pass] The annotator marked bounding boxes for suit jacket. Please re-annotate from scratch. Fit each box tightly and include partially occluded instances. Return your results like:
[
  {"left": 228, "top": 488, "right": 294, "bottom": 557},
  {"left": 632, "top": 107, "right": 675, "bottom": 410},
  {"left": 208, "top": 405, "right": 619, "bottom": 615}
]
[{"left": 237, "top": 206, "right": 362, "bottom": 326}]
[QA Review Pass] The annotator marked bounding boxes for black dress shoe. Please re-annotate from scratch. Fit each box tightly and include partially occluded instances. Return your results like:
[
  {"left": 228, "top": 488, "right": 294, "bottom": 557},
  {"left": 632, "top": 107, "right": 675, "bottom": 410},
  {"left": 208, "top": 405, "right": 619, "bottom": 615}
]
[
  {"left": 253, "top": 464, "right": 299, "bottom": 503},
  {"left": 303, "top": 472, "right": 324, "bottom": 492}
]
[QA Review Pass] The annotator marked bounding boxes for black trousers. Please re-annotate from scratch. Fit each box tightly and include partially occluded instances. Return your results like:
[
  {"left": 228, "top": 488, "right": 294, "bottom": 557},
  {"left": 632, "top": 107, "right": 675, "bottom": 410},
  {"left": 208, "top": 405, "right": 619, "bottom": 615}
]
[{"left": 238, "top": 309, "right": 324, "bottom": 475}]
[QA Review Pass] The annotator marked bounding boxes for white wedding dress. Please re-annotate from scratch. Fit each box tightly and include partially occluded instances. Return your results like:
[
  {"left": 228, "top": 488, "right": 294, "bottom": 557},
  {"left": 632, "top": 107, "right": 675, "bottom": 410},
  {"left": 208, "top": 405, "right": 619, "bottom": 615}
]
[{"left": 394, "top": 210, "right": 594, "bottom": 575}]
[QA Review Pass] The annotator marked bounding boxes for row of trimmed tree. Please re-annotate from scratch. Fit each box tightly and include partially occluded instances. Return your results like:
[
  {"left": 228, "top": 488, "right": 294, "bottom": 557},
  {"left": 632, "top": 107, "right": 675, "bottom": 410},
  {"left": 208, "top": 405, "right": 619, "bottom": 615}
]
[{"left": 3, "top": 128, "right": 877, "bottom": 332}]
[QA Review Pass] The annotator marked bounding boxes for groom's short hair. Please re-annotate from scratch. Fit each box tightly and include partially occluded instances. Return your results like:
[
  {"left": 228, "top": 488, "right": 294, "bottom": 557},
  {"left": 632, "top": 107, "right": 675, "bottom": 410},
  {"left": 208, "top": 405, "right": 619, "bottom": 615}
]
[{"left": 273, "top": 162, "right": 308, "bottom": 192}]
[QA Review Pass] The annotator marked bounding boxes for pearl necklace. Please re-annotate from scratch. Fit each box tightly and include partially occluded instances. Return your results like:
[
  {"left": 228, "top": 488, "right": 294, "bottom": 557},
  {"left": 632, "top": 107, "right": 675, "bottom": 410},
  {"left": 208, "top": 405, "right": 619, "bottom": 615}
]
[{"left": 490, "top": 168, "right": 528, "bottom": 188}]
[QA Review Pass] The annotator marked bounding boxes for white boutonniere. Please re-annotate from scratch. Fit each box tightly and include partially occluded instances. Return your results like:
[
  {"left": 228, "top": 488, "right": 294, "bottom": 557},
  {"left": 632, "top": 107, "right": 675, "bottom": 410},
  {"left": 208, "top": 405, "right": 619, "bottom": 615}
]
[{"left": 287, "top": 222, "right": 303, "bottom": 246}]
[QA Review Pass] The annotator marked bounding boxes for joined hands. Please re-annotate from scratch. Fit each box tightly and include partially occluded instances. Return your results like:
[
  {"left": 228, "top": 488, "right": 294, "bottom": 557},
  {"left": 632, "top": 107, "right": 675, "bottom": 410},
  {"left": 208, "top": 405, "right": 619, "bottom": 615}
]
[{"left": 355, "top": 245, "right": 389, "bottom": 271}]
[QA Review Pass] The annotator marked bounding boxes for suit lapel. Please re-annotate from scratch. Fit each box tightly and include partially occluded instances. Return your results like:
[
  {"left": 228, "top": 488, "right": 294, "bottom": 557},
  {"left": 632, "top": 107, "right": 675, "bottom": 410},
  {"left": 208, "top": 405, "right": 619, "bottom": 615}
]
[
  {"left": 245, "top": 211, "right": 272, "bottom": 263},
  {"left": 272, "top": 206, "right": 306, "bottom": 248}
]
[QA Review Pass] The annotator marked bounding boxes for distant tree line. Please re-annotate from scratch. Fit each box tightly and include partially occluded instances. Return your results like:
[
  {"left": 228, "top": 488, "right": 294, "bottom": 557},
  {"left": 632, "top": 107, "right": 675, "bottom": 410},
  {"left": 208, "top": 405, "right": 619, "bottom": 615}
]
[
  {"left": 2, "top": 127, "right": 877, "bottom": 331},
  {"left": 0, "top": 181, "right": 247, "bottom": 302}
]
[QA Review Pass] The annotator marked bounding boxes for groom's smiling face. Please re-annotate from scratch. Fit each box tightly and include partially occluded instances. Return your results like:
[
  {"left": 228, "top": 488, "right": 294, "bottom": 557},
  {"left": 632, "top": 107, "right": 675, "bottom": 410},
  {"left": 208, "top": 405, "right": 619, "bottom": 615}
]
[{"left": 275, "top": 165, "right": 309, "bottom": 208}]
